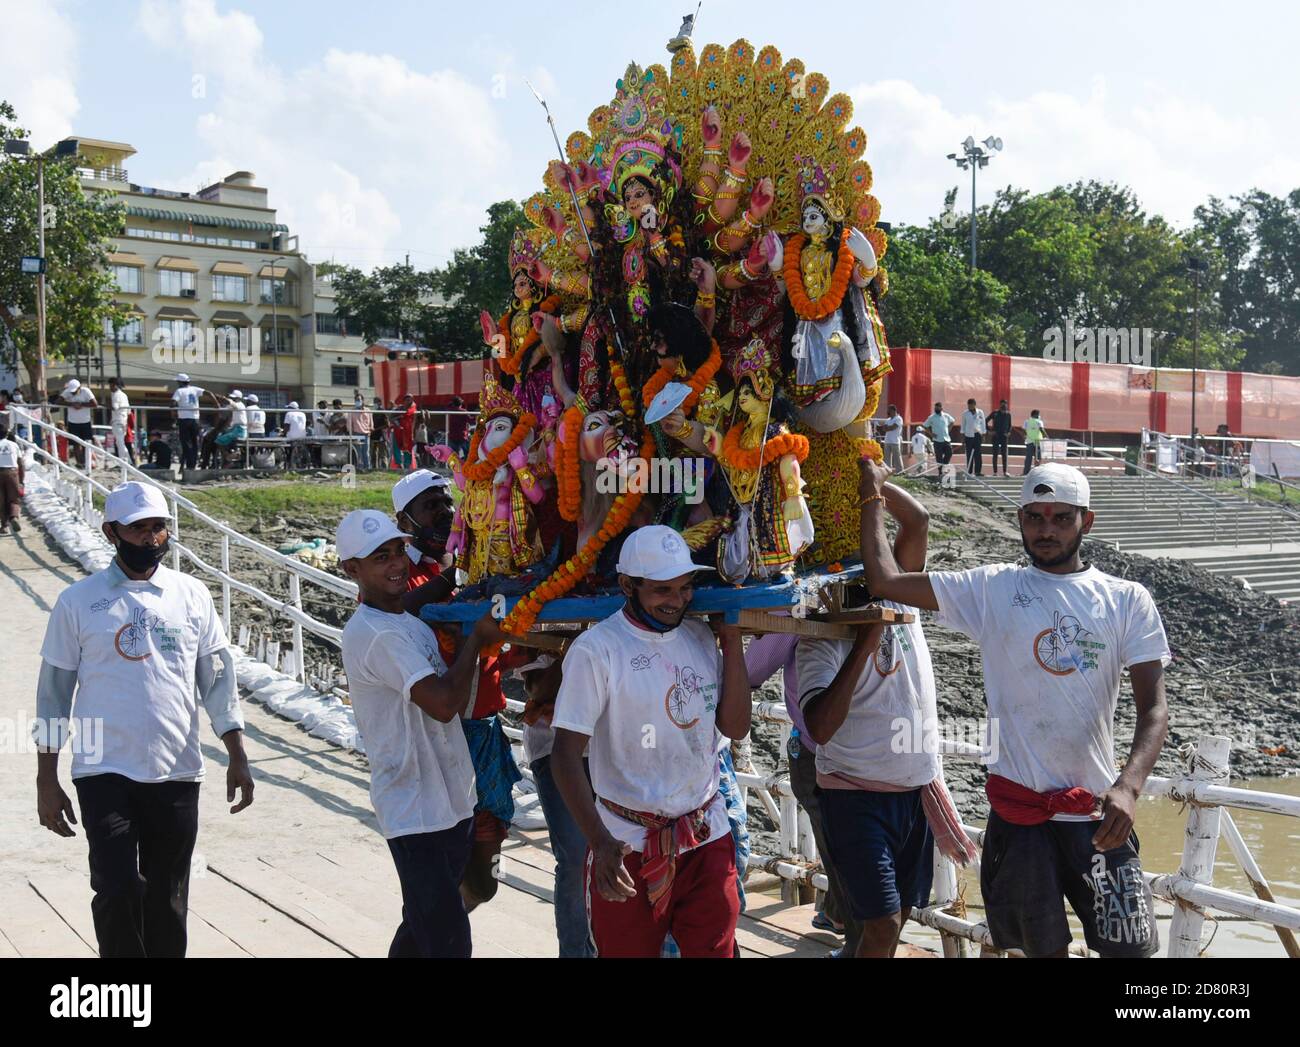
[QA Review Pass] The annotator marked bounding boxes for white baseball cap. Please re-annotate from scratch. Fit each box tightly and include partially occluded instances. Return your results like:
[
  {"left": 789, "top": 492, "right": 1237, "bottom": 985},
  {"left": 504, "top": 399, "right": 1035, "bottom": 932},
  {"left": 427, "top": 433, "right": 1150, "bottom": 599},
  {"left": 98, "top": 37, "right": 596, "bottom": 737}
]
[
  {"left": 287, "top": 400, "right": 299, "bottom": 409},
  {"left": 176, "top": 373, "right": 190, "bottom": 383},
  {"left": 105, "top": 481, "right": 171, "bottom": 525},
  {"left": 391, "top": 469, "right": 450, "bottom": 514},
  {"left": 616, "top": 524, "right": 714, "bottom": 581},
  {"left": 246, "top": 393, "right": 259, "bottom": 404},
  {"left": 63, "top": 379, "right": 81, "bottom": 393},
  {"left": 336, "top": 509, "right": 407, "bottom": 561},
  {"left": 1020, "top": 463, "right": 1090, "bottom": 509},
  {"left": 229, "top": 389, "right": 243, "bottom": 400}
]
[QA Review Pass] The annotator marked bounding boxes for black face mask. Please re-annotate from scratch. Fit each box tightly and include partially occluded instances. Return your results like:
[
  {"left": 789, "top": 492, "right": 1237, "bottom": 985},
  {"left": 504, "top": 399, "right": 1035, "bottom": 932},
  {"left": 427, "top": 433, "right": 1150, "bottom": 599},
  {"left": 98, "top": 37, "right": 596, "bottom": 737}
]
[
  {"left": 114, "top": 527, "right": 169, "bottom": 573},
  {"left": 627, "top": 588, "right": 679, "bottom": 634}
]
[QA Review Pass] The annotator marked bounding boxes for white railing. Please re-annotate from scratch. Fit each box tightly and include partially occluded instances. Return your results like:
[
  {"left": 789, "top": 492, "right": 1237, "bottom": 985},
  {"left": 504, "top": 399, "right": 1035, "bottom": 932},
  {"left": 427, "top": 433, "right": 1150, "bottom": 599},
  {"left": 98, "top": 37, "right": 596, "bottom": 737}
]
[{"left": 17, "top": 422, "right": 1300, "bottom": 956}]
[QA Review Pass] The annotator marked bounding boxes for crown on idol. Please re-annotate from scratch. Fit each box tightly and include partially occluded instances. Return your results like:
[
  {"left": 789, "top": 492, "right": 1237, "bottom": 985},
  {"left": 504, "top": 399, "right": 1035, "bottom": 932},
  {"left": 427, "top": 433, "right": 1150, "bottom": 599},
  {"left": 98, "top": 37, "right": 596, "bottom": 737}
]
[
  {"left": 797, "top": 157, "right": 845, "bottom": 224},
  {"left": 508, "top": 228, "right": 546, "bottom": 279},
  {"left": 590, "top": 63, "right": 682, "bottom": 205},
  {"left": 479, "top": 370, "right": 524, "bottom": 423},
  {"left": 733, "top": 337, "right": 776, "bottom": 402}
]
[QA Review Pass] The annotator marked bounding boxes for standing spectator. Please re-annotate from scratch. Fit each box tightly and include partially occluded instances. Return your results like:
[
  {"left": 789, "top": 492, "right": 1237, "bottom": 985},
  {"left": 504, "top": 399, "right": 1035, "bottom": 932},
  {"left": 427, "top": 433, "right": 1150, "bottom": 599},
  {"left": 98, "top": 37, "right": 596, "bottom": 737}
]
[
  {"left": 961, "top": 398, "right": 986, "bottom": 476},
  {"left": 447, "top": 396, "right": 471, "bottom": 459},
  {"left": 57, "top": 379, "right": 98, "bottom": 469},
  {"left": 7, "top": 390, "right": 33, "bottom": 443},
  {"left": 312, "top": 400, "right": 329, "bottom": 437},
  {"left": 923, "top": 403, "right": 955, "bottom": 467},
  {"left": 0, "top": 421, "right": 24, "bottom": 534},
  {"left": 107, "top": 378, "right": 135, "bottom": 464},
  {"left": 1022, "top": 409, "right": 1047, "bottom": 474},
  {"left": 909, "top": 427, "right": 932, "bottom": 474},
  {"left": 171, "top": 374, "right": 211, "bottom": 471},
  {"left": 878, "top": 404, "right": 905, "bottom": 473},
  {"left": 988, "top": 400, "right": 1013, "bottom": 476},
  {"left": 281, "top": 400, "right": 309, "bottom": 470},
  {"left": 372, "top": 398, "right": 391, "bottom": 471},
  {"left": 245, "top": 394, "right": 266, "bottom": 437},
  {"left": 328, "top": 399, "right": 349, "bottom": 435},
  {"left": 394, "top": 395, "right": 417, "bottom": 472},
  {"left": 348, "top": 391, "right": 373, "bottom": 471}
]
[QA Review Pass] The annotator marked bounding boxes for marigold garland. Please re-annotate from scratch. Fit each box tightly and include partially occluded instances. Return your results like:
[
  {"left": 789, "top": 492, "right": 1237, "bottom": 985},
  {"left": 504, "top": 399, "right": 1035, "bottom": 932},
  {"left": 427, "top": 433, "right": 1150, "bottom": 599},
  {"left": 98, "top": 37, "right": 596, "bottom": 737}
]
[
  {"left": 783, "top": 228, "right": 855, "bottom": 321},
  {"left": 493, "top": 429, "right": 656, "bottom": 648},
  {"left": 606, "top": 344, "right": 636, "bottom": 418},
  {"left": 719, "top": 426, "right": 809, "bottom": 471},
  {"left": 641, "top": 340, "right": 723, "bottom": 416},
  {"left": 498, "top": 294, "right": 562, "bottom": 377},
  {"left": 556, "top": 404, "right": 584, "bottom": 522},
  {"left": 463, "top": 413, "right": 537, "bottom": 482}
]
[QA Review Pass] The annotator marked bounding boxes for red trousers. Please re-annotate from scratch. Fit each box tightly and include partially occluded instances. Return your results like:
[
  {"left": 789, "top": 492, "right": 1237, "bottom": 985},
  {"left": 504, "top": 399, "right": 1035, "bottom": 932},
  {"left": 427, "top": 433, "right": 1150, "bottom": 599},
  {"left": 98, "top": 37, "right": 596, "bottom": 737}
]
[{"left": 586, "top": 835, "right": 740, "bottom": 958}]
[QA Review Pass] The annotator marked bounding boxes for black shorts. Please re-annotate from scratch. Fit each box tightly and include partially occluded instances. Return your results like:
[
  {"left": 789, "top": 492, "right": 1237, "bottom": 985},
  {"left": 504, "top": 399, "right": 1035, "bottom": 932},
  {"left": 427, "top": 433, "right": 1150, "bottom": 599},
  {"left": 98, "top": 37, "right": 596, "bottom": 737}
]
[
  {"left": 819, "top": 786, "right": 934, "bottom": 921},
  {"left": 981, "top": 810, "right": 1159, "bottom": 958}
]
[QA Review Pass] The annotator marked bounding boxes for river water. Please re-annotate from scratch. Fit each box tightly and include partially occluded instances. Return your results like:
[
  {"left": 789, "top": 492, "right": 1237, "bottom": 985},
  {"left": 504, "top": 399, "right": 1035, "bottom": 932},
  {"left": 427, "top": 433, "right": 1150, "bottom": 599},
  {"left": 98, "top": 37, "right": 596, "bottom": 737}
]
[{"left": 902, "top": 776, "right": 1300, "bottom": 958}]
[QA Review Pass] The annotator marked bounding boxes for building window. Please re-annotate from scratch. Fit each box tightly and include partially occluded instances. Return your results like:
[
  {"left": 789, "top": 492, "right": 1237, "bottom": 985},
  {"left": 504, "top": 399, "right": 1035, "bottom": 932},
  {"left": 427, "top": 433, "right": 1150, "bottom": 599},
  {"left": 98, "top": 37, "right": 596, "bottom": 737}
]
[
  {"left": 112, "top": 265, "right": 142, "bottom": 293},
  {"left": 262, "top": 326, "right": 295, "bottom": 355},
  {"left": 158, "top": 319, "right": 197, "bottom": 350},
  {"left": 259, "top": 278, "right": 295, "bottom": 306},
  {"left": 214, "top": 325, "right": 248, "bottom": 354},
  {"left": 212, "top": 274, "right": 248, "bottom": 302},
  {"left": 316, "top": 312, "right": 346, "bottom": 336},
  {"left": 331, "top": 365, "right": 359, "bottom": 386},
  {"left": 159, "top": 269, "right": 197, "bottom": 296},
  {"left": 103, "top": 316, "right": 143, "bottom": 344}
]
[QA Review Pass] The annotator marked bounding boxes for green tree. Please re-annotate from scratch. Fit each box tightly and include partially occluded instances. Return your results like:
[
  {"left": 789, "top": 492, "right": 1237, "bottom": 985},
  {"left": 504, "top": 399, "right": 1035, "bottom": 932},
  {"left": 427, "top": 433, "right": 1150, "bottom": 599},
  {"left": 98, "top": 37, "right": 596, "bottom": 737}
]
[
  {"left": 0, "top": 100, "right": 126, "bottom": 398},
  {"left": 329, "top": 261, "right": 435, "bottom": 346},
  {"left": 425, "top": 199, "right": 530, "bottom": 360}
]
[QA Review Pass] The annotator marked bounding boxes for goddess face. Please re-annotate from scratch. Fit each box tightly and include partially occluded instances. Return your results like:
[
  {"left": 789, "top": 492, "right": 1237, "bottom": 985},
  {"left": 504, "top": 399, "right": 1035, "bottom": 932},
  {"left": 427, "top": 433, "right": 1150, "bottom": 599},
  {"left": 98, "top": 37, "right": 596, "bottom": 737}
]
[
  {"left": 481, "top": 414, "right": 516, "bottom": 455},
  {"left": 512, "top": 271, "right": 537, "bottom": 303},
  {"left": 801, "top": 201, "right": 830, "bottom": 238},
  {"left": 737, "top": 380, "right": 767, "bottom": 421},
  {"left": 622, "top": 178, "right": 656, "bottom": 221}
]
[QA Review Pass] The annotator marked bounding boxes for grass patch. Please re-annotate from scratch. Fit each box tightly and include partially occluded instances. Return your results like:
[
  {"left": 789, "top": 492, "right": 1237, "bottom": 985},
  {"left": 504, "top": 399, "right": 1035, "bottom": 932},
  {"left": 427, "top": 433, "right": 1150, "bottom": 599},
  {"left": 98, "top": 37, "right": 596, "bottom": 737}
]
[{"left": 183, "top": 475, "right": 396, "bottom": 521}]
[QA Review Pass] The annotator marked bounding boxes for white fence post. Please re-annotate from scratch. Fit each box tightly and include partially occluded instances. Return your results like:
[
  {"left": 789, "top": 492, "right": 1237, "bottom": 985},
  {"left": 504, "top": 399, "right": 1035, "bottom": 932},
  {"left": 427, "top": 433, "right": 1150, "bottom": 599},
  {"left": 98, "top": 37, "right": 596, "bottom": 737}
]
[
  {"left": 289, "top": 572, "right": 305, "bottom": 684},
  {"left": 170, "top": 497, "right": 181, "bottom": 571},
  {"left": 931, "top": 848, "right": 966, "bottom": 958},
  {"left": 220, "top": 533, "right": 231, "bottom": 635},
  {"left": 1167, "top": 735, "right": 1231, "bottom": 957}
]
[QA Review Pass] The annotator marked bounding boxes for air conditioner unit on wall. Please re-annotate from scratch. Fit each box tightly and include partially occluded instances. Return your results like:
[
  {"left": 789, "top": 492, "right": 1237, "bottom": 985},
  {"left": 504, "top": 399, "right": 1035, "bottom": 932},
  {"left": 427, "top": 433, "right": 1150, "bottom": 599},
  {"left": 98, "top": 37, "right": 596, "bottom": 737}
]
[{"left": 181, "top": 288, "right": 197, "bottom": 298}]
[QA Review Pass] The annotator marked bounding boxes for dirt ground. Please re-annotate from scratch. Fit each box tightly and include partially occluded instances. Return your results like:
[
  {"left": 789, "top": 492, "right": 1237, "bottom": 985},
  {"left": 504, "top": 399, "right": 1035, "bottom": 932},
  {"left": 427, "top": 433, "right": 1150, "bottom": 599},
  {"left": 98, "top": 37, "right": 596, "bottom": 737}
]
[{"left": 172, "top": 471, "right": 1300, "bottom": 856}]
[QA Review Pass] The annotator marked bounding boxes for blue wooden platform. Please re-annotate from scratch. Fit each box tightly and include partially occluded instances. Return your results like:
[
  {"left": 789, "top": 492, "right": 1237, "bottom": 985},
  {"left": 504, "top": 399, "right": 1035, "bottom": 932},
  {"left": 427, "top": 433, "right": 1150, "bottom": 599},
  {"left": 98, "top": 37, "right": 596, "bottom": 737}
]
[{"left": 419, "top": 561, "right": 865, "bottom": 631}]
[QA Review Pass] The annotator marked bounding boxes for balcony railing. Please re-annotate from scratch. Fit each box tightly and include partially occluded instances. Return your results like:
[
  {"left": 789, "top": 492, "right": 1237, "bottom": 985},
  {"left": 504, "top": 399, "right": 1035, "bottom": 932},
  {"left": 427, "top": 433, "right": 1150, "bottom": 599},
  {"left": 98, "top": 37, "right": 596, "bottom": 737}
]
[{"left": 77, "top": 166, "right": 129, "bottom": 184}]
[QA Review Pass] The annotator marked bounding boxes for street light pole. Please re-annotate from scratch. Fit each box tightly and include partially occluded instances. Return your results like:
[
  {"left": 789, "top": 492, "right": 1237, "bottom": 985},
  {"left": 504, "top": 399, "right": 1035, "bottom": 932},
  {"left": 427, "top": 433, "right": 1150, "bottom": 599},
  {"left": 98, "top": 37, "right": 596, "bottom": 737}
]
[
  {"left": 36, "top": 155, "right": 47, "bottom": 381},
  {"left": 947, "top": 135, "right": 1003, "bottom": 271}
]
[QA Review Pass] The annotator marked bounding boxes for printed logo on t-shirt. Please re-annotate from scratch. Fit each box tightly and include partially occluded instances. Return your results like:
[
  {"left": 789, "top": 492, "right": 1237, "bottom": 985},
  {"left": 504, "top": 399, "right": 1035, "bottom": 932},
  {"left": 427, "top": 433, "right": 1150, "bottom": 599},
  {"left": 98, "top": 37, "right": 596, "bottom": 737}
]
[
  {"left": 113, "top": 608, "right": 183, "bottom": 661},
  {"left": 664, "top": 664, "right": 715, "bottom": 730},
  {"left": 1032, "top": 611, "right": 1104, "bottom": 675},
  {"left": 630, "top": 652, "right": 660, "bottom": 671},
  {"left": 90, "top": 596, "right": 119, "bottom": 614},
  {"left": 873, "top": 625, "right": 910, "bottom": 677}
]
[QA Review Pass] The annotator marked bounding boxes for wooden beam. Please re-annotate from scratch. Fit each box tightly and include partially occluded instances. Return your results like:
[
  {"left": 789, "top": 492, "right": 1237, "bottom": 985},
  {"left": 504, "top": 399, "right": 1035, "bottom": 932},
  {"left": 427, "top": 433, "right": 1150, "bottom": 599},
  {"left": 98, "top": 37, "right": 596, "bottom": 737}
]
[{"left": 733, "top": 605, "right": 911, "bottom": 640}]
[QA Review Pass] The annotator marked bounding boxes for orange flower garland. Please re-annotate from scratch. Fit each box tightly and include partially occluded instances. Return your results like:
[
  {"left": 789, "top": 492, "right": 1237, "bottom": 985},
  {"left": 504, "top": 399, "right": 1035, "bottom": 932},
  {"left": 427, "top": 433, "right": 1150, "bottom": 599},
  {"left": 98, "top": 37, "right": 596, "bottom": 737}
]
[
  {"left": 494, "top": 429, "right": 656, "bottom": 647},
  {"left": 719, "top": 427, "right": 809, "bottom": 471},
  {"left": 641, "top": 340, "right": 723, "bottom": 415},
  {"left": 783, "top": 228, "right": 855, "bottom": 321},
  {"left": 556, "top": 404, "right": 584, "bottom": 522},
  {"left": 462, "top": 412, "right": 537, "bottom": 482},
  {"left": 606, "top": 345, "right": 636, "bottom": 418},
  {"left": 498, "top": 294, "right": 562, "bottom": 377}
]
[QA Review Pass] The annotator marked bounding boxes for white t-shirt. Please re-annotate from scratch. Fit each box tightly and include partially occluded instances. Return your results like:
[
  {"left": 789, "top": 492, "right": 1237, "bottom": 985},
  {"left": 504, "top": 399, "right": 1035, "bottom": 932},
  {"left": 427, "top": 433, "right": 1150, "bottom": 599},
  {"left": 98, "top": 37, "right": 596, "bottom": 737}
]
[
  {"left": 172, "top": 385, "right": 206, "bottom": 420},
  {"left": 929, "top": 563, "right": 1170, "bottom": 816},
  {"left": 39, "top": 563, "right": 230, "bottom": 782},
  {"left": 246, "top": 408, "right": 266, "bottom": 435},
  {"left": 961, "top": 409, "right": 986, "bottom": 438},
  {"left": 879, "top": 414, "right": 904, "bottom": 445},
  {"left": 910, "top": 432, "right": 929, "bottom": 457},
  {"left": 553, "top": 611, "right": 728, "bottom": 853},
  {"left": 925, "top": 411, "right": 954, "bottom": 443},
  {"left": 0, "top": 437, "right": 20, "bottom": 469},
  {"left": 798, "top": 601, "right": 941, "bottom": 788},
  {"left": 110, "top": 389, "right": 131, "bottom": 427},
  {"left": 284, "top": 411, "right": 307, "bottom": 439},
  {"left": 229, "top": 402, "right": 248, "bottom": 428},
  {"left": 340, "top": 604, "right": 476, "bottom": 839},
  {"left": 65, "top": 388, "right": 95, "bottom": 425}
]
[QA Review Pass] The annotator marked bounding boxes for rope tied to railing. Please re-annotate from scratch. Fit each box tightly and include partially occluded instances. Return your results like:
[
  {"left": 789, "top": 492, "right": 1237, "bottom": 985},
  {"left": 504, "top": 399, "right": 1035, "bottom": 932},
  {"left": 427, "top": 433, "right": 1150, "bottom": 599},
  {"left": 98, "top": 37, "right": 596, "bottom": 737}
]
[{"left": 942, "top": 878, "right": 969, "bottom": 922}]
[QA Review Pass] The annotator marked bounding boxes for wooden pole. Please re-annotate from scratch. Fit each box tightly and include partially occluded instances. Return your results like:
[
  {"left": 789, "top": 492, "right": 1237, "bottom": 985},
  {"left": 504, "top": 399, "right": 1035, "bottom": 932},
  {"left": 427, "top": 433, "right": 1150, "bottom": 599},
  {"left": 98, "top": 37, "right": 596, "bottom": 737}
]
[{"left": 1167, "top": 735, "right": 1230, "bottom": 957}]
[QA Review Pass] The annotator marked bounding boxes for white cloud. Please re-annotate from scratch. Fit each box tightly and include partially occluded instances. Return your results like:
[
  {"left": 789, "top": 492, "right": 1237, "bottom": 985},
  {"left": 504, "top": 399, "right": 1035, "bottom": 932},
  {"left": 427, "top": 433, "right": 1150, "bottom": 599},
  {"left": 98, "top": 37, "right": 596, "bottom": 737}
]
[
  {"left": 133, "top": 0, "right": 517, "bottom": 270},
  {"left": 849, "top": 76, "right": 1300, "bottom": 230},
  {"left": 0, "top": 0, "right": 80, "bottom": 144}
]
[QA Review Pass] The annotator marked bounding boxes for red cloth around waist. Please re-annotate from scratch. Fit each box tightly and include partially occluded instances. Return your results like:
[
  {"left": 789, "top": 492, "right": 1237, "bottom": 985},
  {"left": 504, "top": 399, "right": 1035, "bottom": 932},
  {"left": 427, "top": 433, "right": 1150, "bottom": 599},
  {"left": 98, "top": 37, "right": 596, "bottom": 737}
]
[{"left": 985, "top": 773, "right": 1097, "bottom": 826}]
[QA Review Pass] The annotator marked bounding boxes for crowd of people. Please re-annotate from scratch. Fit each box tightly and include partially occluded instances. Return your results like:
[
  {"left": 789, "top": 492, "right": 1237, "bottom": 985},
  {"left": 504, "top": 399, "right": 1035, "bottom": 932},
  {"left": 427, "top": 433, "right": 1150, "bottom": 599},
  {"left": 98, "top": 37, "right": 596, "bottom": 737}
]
[{"left": 31, "top": 453, "right": 1173, "bottom": 961}]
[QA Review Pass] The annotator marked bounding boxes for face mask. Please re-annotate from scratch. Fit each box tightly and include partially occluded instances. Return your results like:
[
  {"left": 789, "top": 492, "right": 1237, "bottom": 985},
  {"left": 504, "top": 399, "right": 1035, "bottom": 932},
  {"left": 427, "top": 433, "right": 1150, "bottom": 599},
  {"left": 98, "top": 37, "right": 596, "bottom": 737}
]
[
  {"left": 627, "top": 588, "right": 678, "bottom": 633},
  {"left": 114, "top": 527, "right": 169, "bottom": 573}
]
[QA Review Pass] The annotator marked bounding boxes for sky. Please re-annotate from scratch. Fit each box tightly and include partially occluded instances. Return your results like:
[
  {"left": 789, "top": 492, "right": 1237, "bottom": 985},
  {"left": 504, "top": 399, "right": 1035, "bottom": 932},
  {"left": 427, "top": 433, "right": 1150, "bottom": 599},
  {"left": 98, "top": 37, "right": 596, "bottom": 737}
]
[{"left": 2, "top": 0, "right": 1297, "bottom": 271}]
